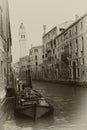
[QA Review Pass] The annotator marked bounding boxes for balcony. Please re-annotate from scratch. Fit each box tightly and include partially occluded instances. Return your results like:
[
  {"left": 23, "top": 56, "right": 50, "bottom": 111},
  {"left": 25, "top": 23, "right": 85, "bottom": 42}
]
[{"left": 46, "top": 46, "right": 51, "bottom": 52}]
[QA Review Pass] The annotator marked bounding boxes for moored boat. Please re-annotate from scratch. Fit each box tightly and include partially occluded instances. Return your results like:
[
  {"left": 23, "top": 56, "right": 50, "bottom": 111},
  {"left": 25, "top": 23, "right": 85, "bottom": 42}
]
[
  {"left": 14, "top": 82, "right": 54, "bottom": 120},
  {"left": 14, "top": 65, "right": 54, "bottom": 120}
]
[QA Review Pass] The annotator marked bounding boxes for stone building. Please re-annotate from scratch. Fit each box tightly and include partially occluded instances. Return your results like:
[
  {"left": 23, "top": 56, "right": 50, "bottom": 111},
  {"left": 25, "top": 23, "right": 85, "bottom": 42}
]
[
  {"left": 13, "top": 55, "right": 30, "bottom": 84},
  {"left": 0, "top": 0, "right": 12, "bottom": 100},
  {"left": 43, "top": 27, "right": 57, "bottom": 79},
  {"left": 42, "top": 21, "right": 73, "bottom": 80},
  {"left": 56, "top": 13, "right": 87, "bottom": 81},
  {"left": 20, "top": 55, "right": 29, "bottom": 70},
  {"left": 29, "top": 45, "right": 43, "bottom": 79},
  {"left": 13, "top": 61, "right": 20, "bottom": 79}
]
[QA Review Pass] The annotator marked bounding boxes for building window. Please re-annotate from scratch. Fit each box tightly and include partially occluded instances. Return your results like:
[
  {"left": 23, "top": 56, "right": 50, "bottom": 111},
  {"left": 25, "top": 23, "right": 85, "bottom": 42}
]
[
  {"left": 55, "top": 55, "right": 57, "bottom": 59},
  {"left": 76, "top": 39, "right": 78, "bottom": 43},
  {"left": 11, "top": 55, "right": 12, "bottom": 62},
  {"left": 69, "top": 30, "right": 71, "bottom": 37},
  {"left": 67, "top": 45, "right": 69, "bottom": 57},
  {"left": 81, "top": 58, "right": 85, "bottom": 65},
  {"left": 82, "top": 58, "right": 84, "bottom": 64},
  {"left": 81, "top": 36, "right": 84, "bottom": 54},
  {"left": 42, "top": 55, "right": 44, "bottom": 59},
  {"left": 35, "top": 55, "right": 37, "bottom": 60},
  {"left": 70, "top": 42, "right": 72, "bottom": 57},
  {"left": 75, "top": 25, "right": 78, "bottom": 34},
  {"left": 45, "top": 53, "right": 47, "bottom": 58},
  {"left": 81, "top": 58, "right": 84, "bottom": 65},
  {"left": 51, "top": 41, "right": 53, "bottom": 48},
  {"left": 77, "top": 59, "right": 79, "bottom": 66},
  {"left": 1, "top": 61, "right": 3, "bottom": 78},
  {"left": 35, "top": 62, "right": 38, "bottom": 66},
  {"left": 75, "top": 39, "right": 78, "bottom": 55},
  {"left": 7, "top": 41, "right": 9, "bottom": 52},
  {"left": 4, "top": 68, "right": 6, "bottom": 77},
  {"left": 81, "top": 21, "right": 83, "bottom": 29},
  {"left": 57, "top": 38, "right": 59, "bottom": 45},
  {"left": 34, "top": 49, "right": 38, "bottom": 53},
  {"left": 77, "top": 68, "right": 79, "bottom": 79},
  {"left": 36, "top": 67, "right": 38, "bottom": 72},
  {"left": 54, "top": 39, "right": 56, "bottom": 47},
  {"left": 53, "top": 49, "right": 55, "bottom": 54}
]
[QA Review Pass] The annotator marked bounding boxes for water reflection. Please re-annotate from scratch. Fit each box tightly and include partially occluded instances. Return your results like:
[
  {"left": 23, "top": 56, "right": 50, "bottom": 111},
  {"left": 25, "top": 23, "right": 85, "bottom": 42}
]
[{"left": 1, "top": 81, "right": 87, "bottom": 130}]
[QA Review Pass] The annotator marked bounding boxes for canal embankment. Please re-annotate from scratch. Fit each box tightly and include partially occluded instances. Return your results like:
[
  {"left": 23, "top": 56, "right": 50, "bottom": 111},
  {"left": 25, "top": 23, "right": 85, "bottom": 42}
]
[
  {"left": 33, "top": 79, "right": 87, "bottom": 88},
  {"left": 0, "top": 85, "right": 15, "bottom": 109}
]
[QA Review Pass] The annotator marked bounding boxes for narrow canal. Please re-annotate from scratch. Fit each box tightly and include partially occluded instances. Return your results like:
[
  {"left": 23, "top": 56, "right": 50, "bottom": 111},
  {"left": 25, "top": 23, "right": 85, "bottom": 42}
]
[{"left": 1, "top": 81, "right": 87, "bottom": 130}]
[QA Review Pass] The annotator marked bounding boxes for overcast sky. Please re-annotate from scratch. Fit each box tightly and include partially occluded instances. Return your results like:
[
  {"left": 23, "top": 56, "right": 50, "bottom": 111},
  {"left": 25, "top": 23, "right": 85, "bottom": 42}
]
[{"left": 8, "top": 0, "right": 87, "bottom": 63}]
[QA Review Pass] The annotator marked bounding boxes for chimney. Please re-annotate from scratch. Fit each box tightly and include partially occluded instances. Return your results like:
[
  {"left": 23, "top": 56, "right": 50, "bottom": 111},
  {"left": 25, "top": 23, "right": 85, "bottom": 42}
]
[
  {"left": 75, "top": 14, "right": 79, "bottom": 21},
  {"left": 43, "top": 25, "right": 46, "bottom": 36}
]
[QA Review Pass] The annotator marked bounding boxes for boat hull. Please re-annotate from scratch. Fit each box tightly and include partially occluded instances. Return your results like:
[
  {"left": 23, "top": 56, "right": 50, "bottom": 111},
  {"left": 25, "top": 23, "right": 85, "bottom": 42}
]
[{"left": 15, "top": 104, "right": 54, "bottom": 119}]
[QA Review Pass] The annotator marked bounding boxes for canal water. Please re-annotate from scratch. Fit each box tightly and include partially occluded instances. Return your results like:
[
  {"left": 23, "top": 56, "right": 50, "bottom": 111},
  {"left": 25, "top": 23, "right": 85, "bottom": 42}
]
[{"left": 1, "top": 81, "right": 87, "bottom": 130}]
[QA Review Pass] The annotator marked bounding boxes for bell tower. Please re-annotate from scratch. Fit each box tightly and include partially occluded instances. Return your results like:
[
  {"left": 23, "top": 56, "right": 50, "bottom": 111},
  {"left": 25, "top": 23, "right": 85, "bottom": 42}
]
[{"left": 19, "top": 22, "right": 26, "bottom": 58}]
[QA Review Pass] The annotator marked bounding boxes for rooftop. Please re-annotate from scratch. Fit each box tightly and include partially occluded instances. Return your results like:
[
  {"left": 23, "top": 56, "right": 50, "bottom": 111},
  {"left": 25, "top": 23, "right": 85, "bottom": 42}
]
[{"left": 56, "top": 12, "right": 87, "bottom": 38}]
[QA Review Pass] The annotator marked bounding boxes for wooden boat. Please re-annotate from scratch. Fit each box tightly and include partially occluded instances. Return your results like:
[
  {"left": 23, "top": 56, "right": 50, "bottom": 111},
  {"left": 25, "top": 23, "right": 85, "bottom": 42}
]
[
  {"left": 14, "top": 83, "right": 54, "bottom": 120},
  {"left": 14, "top": 66, "right": 54, "bottom": 120}
]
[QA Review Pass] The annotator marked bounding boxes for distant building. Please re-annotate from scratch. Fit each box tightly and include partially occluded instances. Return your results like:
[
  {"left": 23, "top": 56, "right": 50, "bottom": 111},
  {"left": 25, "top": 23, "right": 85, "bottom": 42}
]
[
  {"left": 29, "top": 45, "right": 43, "bottom": 79},
  {"left": 13, "top": 55, "right": 29, "bottom": 79},
  {"left": 0, "top": 0, "right": 12, "bottom": 99},
  {"left": 13, "top": 61, "right": 20, "bottom": 79},
  {"left": 20, "top": 55, "right": 29, "bottom": 70},
  {"left": 55, "top": 13, "right": 87, "bottom": 81},
  {"left": 19, "top": 22, "right": 26, "bottom": 58}
]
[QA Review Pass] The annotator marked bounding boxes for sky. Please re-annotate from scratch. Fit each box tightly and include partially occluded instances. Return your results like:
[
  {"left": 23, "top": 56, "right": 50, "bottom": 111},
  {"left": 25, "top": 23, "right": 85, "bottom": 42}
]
[{"left": 8, "top": 0, "right": 87, "bottom": 63}]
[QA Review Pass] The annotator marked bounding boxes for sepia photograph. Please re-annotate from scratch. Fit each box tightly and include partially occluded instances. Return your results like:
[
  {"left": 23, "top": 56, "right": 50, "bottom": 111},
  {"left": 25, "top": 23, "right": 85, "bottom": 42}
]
[{"left": 0, "top": 0, "right": 87, "bottom": 129}]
